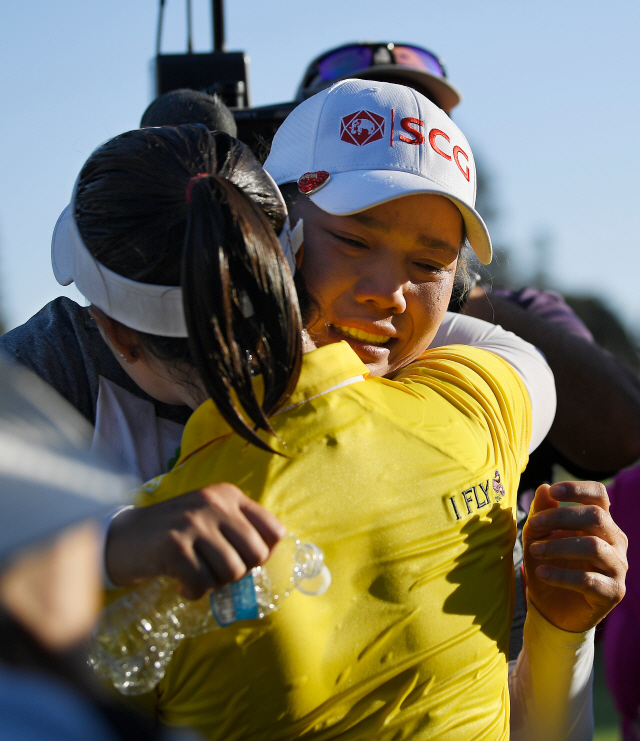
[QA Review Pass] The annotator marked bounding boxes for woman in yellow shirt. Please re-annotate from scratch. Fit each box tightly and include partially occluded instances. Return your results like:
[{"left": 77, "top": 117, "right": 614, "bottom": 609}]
[{"left": 55, "top": 85, "right": 625, "bottom": 739}]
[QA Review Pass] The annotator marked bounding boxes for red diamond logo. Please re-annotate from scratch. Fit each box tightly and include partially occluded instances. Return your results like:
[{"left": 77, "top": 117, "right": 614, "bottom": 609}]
[{"left": 340, "top": 110, "right": 385, "bottom": 146}]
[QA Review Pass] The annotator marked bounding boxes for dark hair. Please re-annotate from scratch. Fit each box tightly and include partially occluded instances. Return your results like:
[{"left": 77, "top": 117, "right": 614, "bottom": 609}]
[
  {"left": 140, "top": 89, "right": 238, "bottom": 138},
  {"left": 75, "top": 125, "right": 301, "bottom": 451}
]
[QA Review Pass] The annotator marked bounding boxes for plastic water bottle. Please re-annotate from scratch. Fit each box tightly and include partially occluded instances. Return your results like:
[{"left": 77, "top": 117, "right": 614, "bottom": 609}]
[{"left": 88, "top": 534, "right": 330, "bottom": 695}]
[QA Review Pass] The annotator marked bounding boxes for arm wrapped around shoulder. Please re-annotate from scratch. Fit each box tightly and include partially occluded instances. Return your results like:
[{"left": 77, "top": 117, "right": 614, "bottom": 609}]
[{"left": 430, "top": 312, "right": 557, "bottom": 453}]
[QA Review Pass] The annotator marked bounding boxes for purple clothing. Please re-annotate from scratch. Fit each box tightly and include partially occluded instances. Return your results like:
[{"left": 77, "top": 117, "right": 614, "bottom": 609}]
[
  {"left": 492, "top": 286, "right": 594, "bottom": 343},
  {"left": 604, "top": 466, "right": 640, "bottom": 737},
  {"left": 471, "top": 286, "right": 597, "bottom": 660},
  {"left": 491, "top": 286, "right": 596, "bottom": 510}
]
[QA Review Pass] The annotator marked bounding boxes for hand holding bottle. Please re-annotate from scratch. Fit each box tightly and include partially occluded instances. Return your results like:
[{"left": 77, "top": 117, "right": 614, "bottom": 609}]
[
  {"left": 90, "top": 533, "right": 331, "bottom": 695},
  {"left": 106, "top": 483, "right": 286, "bottom": 598}
]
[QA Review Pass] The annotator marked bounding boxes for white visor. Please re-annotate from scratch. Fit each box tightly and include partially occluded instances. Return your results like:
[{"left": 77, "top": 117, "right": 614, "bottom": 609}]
[{"left": 51, "top": 181, "right": 188, "bottom": 337}]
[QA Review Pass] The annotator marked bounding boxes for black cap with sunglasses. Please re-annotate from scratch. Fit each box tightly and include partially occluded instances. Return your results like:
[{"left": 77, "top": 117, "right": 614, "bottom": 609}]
[
  {"left": 295, "top": 42, "right": 461, "bottom": 113},
  {"left": 233, "top": 41, "right": 461, "bottom": 161}
]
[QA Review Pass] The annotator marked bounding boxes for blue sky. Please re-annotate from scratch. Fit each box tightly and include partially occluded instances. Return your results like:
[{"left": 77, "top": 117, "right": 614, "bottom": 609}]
[{"left": 1, "top": 0, "right": 639, "bottom": 337}]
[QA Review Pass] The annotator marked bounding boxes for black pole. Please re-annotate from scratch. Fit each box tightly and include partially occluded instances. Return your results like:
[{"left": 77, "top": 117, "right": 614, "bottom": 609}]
[
  {"left": 156, "top": 0, "right": 166, "bottom": 56},
  {"left": 212, "top": 0, "right": 225, "bottom": 51},
  {"left": 186, "top": 0, "right": 193, "bottom": 53}
]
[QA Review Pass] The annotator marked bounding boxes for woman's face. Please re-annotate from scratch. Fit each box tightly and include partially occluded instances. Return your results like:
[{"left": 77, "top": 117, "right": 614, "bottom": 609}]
[{"left": 292, "top": 193, "right": 464, "bottom": 377}]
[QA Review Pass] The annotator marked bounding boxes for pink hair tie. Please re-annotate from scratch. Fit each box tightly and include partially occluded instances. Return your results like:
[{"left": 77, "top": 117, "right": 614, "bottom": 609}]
[{"left": 186, "top": 173, "right": 210, "bottom": 203}]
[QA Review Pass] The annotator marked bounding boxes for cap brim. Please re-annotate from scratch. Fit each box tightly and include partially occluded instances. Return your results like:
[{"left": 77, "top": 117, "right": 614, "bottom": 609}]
[
  {"left": 309, "top": 170, "right": 492, "bottom": 264},
  {"left": 51, "top": 205, "right": 75, "bottom": 286},
  {"left": 350, "top": 66, "right": 462, "bottom": 114}
]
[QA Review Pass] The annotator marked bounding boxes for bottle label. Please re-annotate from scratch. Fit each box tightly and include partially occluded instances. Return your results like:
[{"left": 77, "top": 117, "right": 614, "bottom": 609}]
[{"left": 210, "top": 573, "right": 259, "bottom": 626}]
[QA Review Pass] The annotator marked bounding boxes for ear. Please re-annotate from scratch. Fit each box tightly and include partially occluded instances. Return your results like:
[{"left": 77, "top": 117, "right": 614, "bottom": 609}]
[{"left": 88, "top": 306, "right": 141, "bottom": 363}]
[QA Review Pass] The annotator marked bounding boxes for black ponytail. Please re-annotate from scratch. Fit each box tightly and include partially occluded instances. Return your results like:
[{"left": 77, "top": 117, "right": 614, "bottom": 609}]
[
  {"left": 75, "top": 125, "right": 302, "bottom": 450},
  {"left": 182, "top": 174, "right": 301, "bottom": 449}
]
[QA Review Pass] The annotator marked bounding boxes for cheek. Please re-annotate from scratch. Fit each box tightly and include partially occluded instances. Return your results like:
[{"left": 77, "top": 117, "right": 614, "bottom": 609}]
[
  {"left": 397, "top": 277, "right": 456, "bottom": 362},
  {"left": 413, "top": 276, "right": 454, "bottom": 330},
  {"left": 298, "top": 244, "right": 343, "bottom": 320}
]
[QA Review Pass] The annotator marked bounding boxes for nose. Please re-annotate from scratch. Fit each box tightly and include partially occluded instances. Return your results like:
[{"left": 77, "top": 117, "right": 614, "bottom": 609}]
[{"left": 353, "top": 264, "right": 408, "bottom": 314}]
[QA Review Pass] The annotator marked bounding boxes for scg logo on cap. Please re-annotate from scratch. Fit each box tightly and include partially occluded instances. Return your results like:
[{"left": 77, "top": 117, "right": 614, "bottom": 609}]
[
  {"left": 340, "top": 110, "right": 385, "bottom": 146},
  {"left": 339, "top": 108, "right": 471, "bottom": 182}
]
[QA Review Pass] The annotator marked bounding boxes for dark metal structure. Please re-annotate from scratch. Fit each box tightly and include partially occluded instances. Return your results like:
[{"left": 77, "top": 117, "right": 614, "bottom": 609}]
[{"left": 154, "top": 0, "right": 251, "bottom": 110}]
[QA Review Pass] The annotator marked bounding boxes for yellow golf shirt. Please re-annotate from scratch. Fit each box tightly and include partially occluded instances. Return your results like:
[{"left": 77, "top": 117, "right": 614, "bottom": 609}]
[{"left": 136, "top": 341, "right": 531, "bottom": 741}]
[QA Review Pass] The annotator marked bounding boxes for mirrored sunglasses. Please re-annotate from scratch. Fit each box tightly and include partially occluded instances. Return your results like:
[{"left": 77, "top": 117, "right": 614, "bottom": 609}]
[{"left": 311, "top": 43, "right": 447, "bottom": 85}]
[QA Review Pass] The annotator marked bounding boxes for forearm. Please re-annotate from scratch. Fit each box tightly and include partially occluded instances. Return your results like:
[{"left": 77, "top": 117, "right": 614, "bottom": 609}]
[
  {"left": 509, "top": 602, "right": 594, "bottom": 741},
  {"left": 463, "top": 293, "right": 640, "bottom": 470}
]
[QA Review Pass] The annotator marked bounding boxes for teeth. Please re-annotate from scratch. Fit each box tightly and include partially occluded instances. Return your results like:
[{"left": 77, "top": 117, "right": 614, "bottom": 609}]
[{"left": 335, "top": 325, "right": 390, "bottom": 345}]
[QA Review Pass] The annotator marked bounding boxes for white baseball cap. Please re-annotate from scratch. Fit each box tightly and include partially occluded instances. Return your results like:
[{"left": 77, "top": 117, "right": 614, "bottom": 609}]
[
  {"left": 0, "top": 358, "right": 134, "bottom": 567},
  {"left": 264, "top": 78, "right": 491, "bottom": 264}
]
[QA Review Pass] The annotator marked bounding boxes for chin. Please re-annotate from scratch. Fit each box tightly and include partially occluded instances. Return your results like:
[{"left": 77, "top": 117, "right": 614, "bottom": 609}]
[{"left": 364, "top": 359, "right": 392, "bottom": 378}]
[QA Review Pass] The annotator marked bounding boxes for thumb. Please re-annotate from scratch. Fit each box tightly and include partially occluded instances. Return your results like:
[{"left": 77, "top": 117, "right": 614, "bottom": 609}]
[{"left": 529, "top": 483, "right": 559, "bottom": 518}]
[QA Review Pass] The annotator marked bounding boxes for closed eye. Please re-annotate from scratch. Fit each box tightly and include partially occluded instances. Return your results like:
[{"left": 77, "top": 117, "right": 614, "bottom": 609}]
[
  {"left": 331, "top": 232, "right": 368, "bottom": 249},
  {"left": 415, "top": 262, "right": 445, "bottom": 274}
]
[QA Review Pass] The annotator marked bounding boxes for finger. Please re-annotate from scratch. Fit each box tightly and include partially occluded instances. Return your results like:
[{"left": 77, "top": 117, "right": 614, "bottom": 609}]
[
  {"left": 240, "top": 497, "right": 286, "bottom": 550},
  {"left": 196, "top": 483, "right": 283, "bottom": 565},
  {"left": 548, "top": 481, "right": 610, "bottom": 512},
  {"left": 527, "top": 506, "right": 628, "bottom": 571},
  {"left": 195, "top": 532, "right": 250, "bottom": 588},
  {"left": 162, "top": 533, "right": 219, "bottom": 600},
  {"left": 534, "top": 565, "right": 626, "bottom": 607},
  {"left": 529, "top": 483, "right": 558, "bottom": 517},
  {"left": 218, "top": 516, "right": 272, "bottom": 570},
  {"left": 528, "top": 504, "right": 623, "bottom": 547},
  {"left": 529, "top": 536, "right": 626, "bottom": 574}
]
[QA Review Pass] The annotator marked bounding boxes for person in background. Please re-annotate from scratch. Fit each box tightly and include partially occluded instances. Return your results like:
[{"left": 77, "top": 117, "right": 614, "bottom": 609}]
[
  {"left": 603, "top": 467, "right": 640, "bottom": 740},
  {"left": 294, "top": 41, "right": 462, "bottom": 113},
  {"left": 0, "top": 356, "right": 196, "bottom": 740},
  {"left": 140, "top": 89, "right": 238, "bottom": 136}
]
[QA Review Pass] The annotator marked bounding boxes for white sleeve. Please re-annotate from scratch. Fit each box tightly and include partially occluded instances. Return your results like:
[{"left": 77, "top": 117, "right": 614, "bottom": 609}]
[
  {"left": 431, "top": 313, "right": 556, "bottom": 453},
  {"left": 509, "top": 602, "right": 595, "bottom": 741}
]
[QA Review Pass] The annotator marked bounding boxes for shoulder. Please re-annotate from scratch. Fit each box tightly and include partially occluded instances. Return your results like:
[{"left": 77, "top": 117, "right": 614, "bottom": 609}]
[
  {"left": 1, "top": 297, "right": 91, "bottom": 348},
  {"left": 398, "top": 344, "right": 528, "bottom": 396},
  {"left": 393, "top": 345, "right": 533, "bottom": 465},
  {"left": 389, "top": 345, "right": 530, "bottom": 425},
  {"left": 0, "top": 297, "right": 105, "bottom": 366},
  {"left": 492, "top": 286, "right": 594, "bottom": 342},
  {"left": 428, "top": 314, "right": 557, "bottom": 455},
  {"left": 0, "top": 298, "right": 131, "bottom": 423}
]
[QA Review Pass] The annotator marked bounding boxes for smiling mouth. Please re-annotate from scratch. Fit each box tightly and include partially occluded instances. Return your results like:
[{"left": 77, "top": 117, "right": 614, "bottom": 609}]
[{"left": 331, "top": 325, "right": 391, "bottom": 346}]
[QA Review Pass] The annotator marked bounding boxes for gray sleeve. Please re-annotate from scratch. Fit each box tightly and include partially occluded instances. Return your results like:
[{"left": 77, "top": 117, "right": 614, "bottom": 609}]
[
  {"left": 0, "top": 297, "right": 191, "bottom": 428},
  {"left": 0, "top": 298, "right": 106, "bottom": 423}
]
